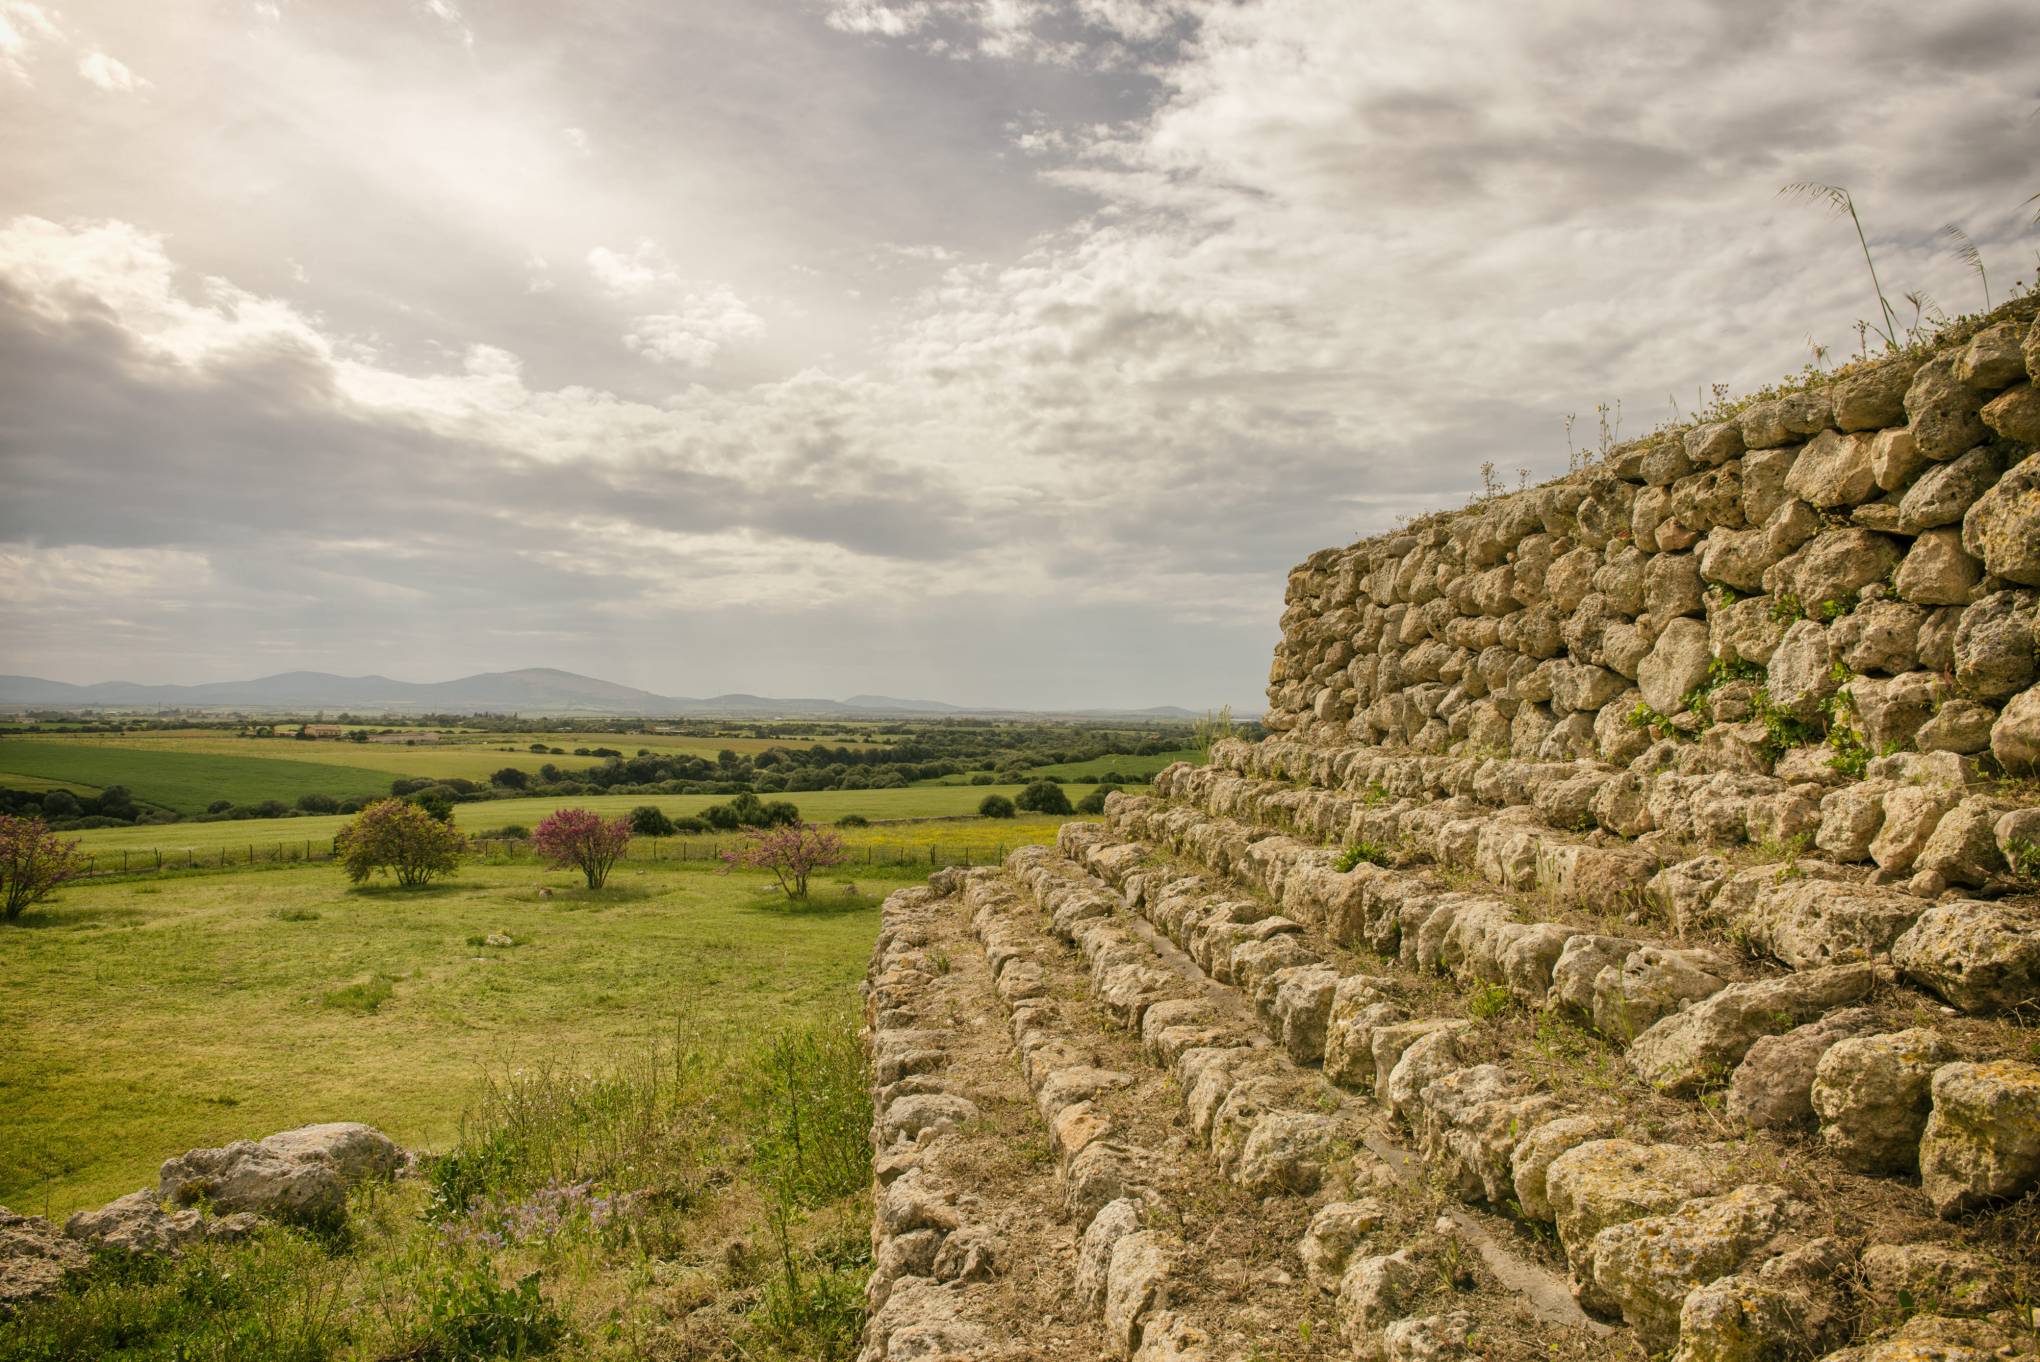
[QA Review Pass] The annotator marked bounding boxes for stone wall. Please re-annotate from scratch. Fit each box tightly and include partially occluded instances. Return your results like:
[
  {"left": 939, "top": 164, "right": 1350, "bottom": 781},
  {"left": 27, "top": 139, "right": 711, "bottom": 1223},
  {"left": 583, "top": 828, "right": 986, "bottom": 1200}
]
[{"left": 1266, "top": 302, "right": 2040, "bottom": 871}]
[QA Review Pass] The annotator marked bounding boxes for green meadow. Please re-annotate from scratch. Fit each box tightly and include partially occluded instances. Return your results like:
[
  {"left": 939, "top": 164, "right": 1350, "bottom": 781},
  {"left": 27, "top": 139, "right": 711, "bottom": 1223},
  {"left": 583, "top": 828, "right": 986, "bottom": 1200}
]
[
  {"left": 0, "top": 740, "right": 394, "bottom": 814},
  {"left": 54, "top": 783, "right": 1053, "bottom": 861},
  {"left": 1, "top": 859, "right": 891, "bottom": 1218}
]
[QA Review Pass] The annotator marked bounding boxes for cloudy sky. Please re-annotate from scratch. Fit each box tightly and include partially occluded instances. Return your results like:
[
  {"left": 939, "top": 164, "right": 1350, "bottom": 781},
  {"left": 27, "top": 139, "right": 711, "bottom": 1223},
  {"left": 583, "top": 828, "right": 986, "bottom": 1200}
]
[{"left": 1, "top": 0, "right": 2035, "bottom": 709}]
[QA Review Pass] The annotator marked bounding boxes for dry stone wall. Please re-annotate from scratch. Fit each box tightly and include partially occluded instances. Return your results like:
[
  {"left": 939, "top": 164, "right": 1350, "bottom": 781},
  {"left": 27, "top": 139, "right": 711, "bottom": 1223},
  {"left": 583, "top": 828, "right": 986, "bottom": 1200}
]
[{"left": 1268, "top": 302, "right": 2040, "bottom": 820}]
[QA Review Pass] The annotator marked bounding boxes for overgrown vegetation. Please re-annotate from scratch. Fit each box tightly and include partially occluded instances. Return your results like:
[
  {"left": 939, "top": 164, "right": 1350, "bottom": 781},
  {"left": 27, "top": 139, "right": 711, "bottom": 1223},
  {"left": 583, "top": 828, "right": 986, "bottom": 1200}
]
[{"left": 0, "top": 1017, "right": 874, "bottom": 1361}]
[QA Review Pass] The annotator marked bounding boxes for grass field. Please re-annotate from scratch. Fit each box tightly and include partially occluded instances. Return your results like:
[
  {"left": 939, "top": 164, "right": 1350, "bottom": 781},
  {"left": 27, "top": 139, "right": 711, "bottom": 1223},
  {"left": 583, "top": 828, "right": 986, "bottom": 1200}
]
[
  {"left": 916, "top": 746, "right": 1199, "bottom": 785},
  {"left": 53, "top": 782, "right": 1061, "bottom": 859},
  {"left": 0, "top": 729, "right": 888, "bottom": 793},
  {"left": 1, "top": 852, "right": 893, "bottom": 1359},
  {"left": 1022, "top": 746, "right": 1199, "bottom": 781},
  {"left": 1, "top": 859, "right": 889, "bottom": 1218},
  {"left": 0, "top": 741, "right": 395, "bottom": 814}
]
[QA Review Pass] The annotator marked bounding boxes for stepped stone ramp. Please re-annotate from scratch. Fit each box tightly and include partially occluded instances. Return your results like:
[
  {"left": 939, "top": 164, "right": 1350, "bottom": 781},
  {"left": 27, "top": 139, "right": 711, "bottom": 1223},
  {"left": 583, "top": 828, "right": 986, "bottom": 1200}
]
[{"left": 864, "top": 303, "right": 2040, "bottom": 1360}]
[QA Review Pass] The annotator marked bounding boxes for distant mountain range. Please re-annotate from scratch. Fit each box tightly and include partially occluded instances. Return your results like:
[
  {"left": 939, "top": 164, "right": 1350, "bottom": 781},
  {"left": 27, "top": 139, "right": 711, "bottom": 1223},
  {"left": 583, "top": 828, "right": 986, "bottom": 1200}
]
[{"left": 0, "top": 668, "right": 1210, "bottom": 720}]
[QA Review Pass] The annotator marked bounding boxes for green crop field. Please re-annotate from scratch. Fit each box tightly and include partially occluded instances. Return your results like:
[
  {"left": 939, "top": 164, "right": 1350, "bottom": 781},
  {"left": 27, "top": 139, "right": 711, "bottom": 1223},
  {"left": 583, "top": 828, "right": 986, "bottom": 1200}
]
[
  {"left": 0, "top": 740, "right": 394, "bottom": 814},
  {"left": 0, "top": 729, "right": 887, "bottom": 791},
  {"left": 52, "top": 782, "right": 1052, "bottom": 860},
  {"left": 1, "top": 858, "right": 885, "bottom": 1218},
  {"left": 1023, "top": 747, "right": 1197, "bottom": 781}
]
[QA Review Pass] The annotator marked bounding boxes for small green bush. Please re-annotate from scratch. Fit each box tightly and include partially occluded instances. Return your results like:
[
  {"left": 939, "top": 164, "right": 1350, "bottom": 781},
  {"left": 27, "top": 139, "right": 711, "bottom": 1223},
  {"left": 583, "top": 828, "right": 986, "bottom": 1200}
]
[
  {"left": 1334, "top": 842, "right": 1389, "bottom": 872},
  {"left": 628, "top": 805, "right": 675, "bottom": 838},
  {"left": 834, "top": 814, "right": 870, "bottom": 827},
  {"left": 1015, "top": 780, "right": 1072, "bottom": 816},
  {"left": 977, "top": 795, "right": 1016, "bottom": 819}
]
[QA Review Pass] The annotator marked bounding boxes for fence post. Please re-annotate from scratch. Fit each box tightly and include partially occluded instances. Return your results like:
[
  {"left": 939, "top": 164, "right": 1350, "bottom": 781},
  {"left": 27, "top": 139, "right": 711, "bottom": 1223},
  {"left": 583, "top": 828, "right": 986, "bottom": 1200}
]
[
  {"left": 122, "top": 850, "right": 129, "bottom": 873},
  {"left": 155, "top": 849, "right": 162, "bottom": 870}
]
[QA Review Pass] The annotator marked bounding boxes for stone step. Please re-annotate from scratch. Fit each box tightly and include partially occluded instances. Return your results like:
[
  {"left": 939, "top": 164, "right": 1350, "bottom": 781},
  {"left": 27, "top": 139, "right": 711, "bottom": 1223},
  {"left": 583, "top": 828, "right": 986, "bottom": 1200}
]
[
  {"left": 988, "top": 849, "right": 1630, "bottom": 1361},
  {"left": 1208, "top": 733, "right": 2040, "bottom": 910},
  {"left": 863, "top": 883, "right": 1113, "bottom": 1361},
  {"left": 1161, "top": 759, "right": 2038, "bottom": 1010},
  {"left": 1033, "top": 827, "right": 2040, "bottom": 1360}
]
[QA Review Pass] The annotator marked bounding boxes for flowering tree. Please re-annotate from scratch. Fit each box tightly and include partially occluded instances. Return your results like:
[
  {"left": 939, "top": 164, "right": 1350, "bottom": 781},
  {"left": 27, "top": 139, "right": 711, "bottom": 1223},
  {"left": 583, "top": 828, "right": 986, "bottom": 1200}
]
[
  {"left": 719, "top": 822, "right": 847, "bottom": 901},
  {"left": 334, "top": 798, "right": 466, "bottom": 887},
  {"left": 1, "top": 814, "right": 85, "bottom": 922},
  {"left": 532, "top": 808, "right": 632, "bottom": 890}
]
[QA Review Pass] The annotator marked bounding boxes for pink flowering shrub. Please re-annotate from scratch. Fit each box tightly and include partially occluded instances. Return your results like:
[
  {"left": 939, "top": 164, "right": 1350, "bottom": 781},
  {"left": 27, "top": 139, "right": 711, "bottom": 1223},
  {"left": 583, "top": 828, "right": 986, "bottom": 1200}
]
[
  {"left": 532, "top": 808, "right": 632, "bottom": 889},
  {"left": 0, "top": 814, "right": 84, "bottom": 921},
  {"left": 719, "top": 822, "right": 847, "bottom": 901}
]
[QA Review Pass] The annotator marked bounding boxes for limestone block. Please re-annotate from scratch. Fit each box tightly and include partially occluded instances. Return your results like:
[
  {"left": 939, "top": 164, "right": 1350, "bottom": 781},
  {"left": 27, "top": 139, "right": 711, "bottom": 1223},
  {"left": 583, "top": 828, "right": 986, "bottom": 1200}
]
[
  {"left": 1952, "top": 319, "right": 2027, "bottom": 391},
  {"left": 1869, "top": 785, "right": 1961, "bottom": 877},
  {"left": 1301, "top": 1198, "right": 1389, "bottom": 1293},
  {"left": 1904, "top": 354, "right": 1988, "bottom": 460},
  {"left": 1764, "top": 528, "right": 1904, "bottom": 610},
  {"left": 1962, "top": 452, "right": 2040, "bottom": 585},
  {"left": 1640, "top": 617, "right": 1713, "bottom": 715},
  {"left": 1628, "top": 963, "right": 1877, "bottom": 1096},
  {"left": 1831, "top": 600, "right": 1925, "bottom": 675},
  {"left": 1918, "top": 1059, "right": 2040, "bottom": 1217},
  {"left": 1732, "top": 877, "right": 1923, "bottom": 968},
  {"left": 1884, "top": 526, "right": 1982, "bottom": 607},
  {"left": 1990, "top": 683, "right": 2040, "bottom": 771},
  {"left": 1726, "top": 1007, "right": 1880, "bottom": 1130},
  {"left": 1898, "top": 445, "right": 2000, "bottom": 534},
  {"left": 1860, "top": 1242, "right": 2016, "bottom": 1320},
  {"left": 1916, "top": 697, "right": 1994, "bottom": 754},
  {"left": 1510, "top": 1115, "right": 1618, "bottom": 1223},
  {"left": 1893, "top": 899, "right": 2040, "bottom": 1015},
  {"left": 1982, "top": 381, "right": 2040, "bottom": 444},
  {"left": 1820, "top": 1313, "right": 2032, "bottom": 1360},
  {"left": 1835, "top": 358, "right": 1920, "bottom": 432},
  {"left": 1543, "top": 1138, "right": 1725, "bottom": 1263},
  {"left": 1578, "top": 1184, "right": 1805, "bottom": 1351},
  {"left": 1869, "top": 425, "right": 1927, "bottom": 493},
  {"left": 1103, "top": 1229, "right": 1175, "bottom": 1356},
  {"left": 1684, "top": 420, "right": 1746, "bottom": 467},
  {"left": 1816, "top": 780, "right": 1890, "bottom": 861},
  {"left": 1741, "top": 391, "right": 1833, "bottom": 448},
  {"left": 1766, "top": 619, "right": 1835, "bottom": 720},
  {"left": 1810, "top": 1028, "right": 1953, "bottom": 1173},
  {"left": 1670, "top": 1237, "right": 1853, "bottom": 1362},
  {"left": 1589, "top": 945, "right": 1733, "bottom": 1043},
  {"left": 1849, "top": 670, "right": 1940, "bottom": 751},
  {"left": 1784, "top": 429, "right": 1877, "bottom": 509}
]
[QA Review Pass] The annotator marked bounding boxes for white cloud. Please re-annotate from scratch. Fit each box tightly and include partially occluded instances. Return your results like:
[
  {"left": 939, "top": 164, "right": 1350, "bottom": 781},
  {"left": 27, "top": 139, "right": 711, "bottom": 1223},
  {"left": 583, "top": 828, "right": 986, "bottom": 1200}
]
[
  {"left": 0, "top": 216, "right": 334, "bottom": 368},
  {"left": 821, "top": 0, "right": 932, "bottom": 36},
  {"left": 419, "top": 0, "right": 472, "bottom": 44},
  {"left": 585, "top": 239, "right": 679, "bottom": 295},
  {"left": 624, "top": 287, "right": 766, "bottom": 367},
  {"left": 77, "top": 48, "right": 145, "bottom": 91},
  {"left": 562, "top": 126, "right": 590, "bottom": 155},
  {"left": 0, "top": 1, "right": 62, "bottom": 82},
  {"left": 0, "top": 544, "right": 214, "bottom": 606}
]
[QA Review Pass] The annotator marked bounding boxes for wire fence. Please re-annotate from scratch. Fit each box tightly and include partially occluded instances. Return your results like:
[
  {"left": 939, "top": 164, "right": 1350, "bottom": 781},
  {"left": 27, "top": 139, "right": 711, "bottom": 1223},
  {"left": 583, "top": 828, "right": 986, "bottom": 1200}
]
[{"left": 72, "top": 834, "right": 1033, "bottom": 879}]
